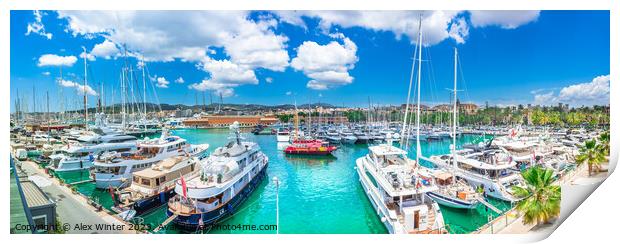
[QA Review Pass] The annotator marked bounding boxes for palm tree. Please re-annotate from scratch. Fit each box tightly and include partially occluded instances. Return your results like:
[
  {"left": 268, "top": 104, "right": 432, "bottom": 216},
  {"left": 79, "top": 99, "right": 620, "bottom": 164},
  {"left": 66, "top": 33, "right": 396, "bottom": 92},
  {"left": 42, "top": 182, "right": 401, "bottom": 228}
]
[
  {"left": 575, "top": 139, "right": 606, "bottom": 176},
  {"left": 598, "top": 131, "right": 610, "bottom": 157},
  {"left": 512, "top": 166, "right": 561, "bottom": 226}
]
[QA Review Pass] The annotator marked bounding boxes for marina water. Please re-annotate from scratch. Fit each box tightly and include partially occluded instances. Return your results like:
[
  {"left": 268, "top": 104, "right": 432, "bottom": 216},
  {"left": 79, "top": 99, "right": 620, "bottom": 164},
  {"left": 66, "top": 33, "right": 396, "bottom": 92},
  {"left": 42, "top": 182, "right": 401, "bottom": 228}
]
[{"left": 54, "top": 128, "right": 512, "bottom": 234}]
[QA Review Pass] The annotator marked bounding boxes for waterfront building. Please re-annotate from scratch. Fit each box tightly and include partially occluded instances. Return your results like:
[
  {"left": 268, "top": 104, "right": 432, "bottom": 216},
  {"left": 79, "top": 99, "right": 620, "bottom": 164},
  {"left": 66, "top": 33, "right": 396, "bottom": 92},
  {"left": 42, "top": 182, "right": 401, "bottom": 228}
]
[
  {"left": 458, "top": 103, "right": 479, "bottom": 115},
  {"left": 183, "top": 115, "right": 279, "bottom": 128}
]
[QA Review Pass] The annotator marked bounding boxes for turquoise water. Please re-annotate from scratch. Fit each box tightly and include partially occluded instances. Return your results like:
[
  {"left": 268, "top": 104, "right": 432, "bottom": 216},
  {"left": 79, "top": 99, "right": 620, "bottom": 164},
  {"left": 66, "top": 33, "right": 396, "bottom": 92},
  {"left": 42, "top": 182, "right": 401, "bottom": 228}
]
[{"left": 54, "top": 129, "right": 512, "bottom": 234}]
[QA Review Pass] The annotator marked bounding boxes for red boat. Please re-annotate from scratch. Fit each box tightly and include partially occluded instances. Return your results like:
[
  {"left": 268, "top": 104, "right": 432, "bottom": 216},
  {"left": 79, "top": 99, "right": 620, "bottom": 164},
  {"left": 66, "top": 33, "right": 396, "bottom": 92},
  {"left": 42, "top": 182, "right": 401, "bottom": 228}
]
[{"left": 284, "top": 139, "right": 337, "bottom": 155}]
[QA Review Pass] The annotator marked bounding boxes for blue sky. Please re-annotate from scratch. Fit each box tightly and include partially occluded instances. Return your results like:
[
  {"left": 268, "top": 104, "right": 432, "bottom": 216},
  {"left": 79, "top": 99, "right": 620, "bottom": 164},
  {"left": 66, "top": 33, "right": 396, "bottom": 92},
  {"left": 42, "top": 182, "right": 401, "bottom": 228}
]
[{"left": 10, "top": 10, "right": 610, "bottom": 112}]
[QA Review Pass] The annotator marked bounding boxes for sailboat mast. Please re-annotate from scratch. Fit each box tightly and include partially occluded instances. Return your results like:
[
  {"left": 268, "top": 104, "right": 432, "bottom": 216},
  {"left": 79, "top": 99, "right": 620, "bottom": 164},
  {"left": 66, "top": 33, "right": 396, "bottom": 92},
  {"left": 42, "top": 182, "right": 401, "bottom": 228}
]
[
  {"left": 452, "top": 47, "right": 458, "bottom": 170},
  {"left": 46, "top": 91, "right": 50, "bottom": 144},
  {"left": 141, "top": 56, "right": 147, "bottom": 132},
  {"left": 294, "top": 100, "right": 299, "bottom": 141},
  {"left": 15, "top": 89, "right": 20, "bottom": 125},
  {"left": 82, "top": 46, "right": 88, "bottom": 128},
  {"left": 415, "top": 18, "right": 423, "bottom": 163},
  {"left": 33, "top": 85, "right": 36, "bottom": 122}
]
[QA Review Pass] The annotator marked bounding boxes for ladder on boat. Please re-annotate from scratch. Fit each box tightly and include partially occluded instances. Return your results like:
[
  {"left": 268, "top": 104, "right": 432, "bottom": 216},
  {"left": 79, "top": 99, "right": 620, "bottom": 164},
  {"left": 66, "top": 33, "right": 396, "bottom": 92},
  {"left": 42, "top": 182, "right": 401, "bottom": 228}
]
[
  {"left": 475, "top": 196, "right": 502, "bottom": 214},
  {"left": 152, "top": 214, "right": 177, "bottom": 233}
]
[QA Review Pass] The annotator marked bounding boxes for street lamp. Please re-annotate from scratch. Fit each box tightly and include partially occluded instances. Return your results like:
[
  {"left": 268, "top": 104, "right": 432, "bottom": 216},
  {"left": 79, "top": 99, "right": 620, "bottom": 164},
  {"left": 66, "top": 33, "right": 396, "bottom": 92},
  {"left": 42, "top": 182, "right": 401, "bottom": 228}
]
[{"left": 272, "top": 176, "right": 279, "bottom": 234}]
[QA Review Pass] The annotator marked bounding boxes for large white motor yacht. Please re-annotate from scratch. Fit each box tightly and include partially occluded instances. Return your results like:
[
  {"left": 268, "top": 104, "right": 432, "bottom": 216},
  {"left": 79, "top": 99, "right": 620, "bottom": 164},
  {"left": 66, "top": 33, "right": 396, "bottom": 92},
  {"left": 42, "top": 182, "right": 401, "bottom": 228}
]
[
  {"left": 356, "top": 143, "right": 446, "bottom": 234},
  {"left": 92, "top": 129, "right": 208, "bottom": 188}
]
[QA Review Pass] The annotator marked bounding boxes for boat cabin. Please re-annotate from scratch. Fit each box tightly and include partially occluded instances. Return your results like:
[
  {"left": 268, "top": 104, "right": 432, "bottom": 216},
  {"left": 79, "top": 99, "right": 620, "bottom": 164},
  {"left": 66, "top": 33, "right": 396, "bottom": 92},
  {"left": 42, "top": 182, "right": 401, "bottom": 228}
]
[{"left": 131, "top": 156, "right": 197, "bottom": 190}]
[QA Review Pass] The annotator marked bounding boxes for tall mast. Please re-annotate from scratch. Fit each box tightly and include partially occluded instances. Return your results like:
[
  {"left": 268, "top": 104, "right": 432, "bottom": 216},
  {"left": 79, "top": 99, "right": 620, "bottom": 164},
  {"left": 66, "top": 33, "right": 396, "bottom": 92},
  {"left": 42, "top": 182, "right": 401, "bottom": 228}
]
[
  {"left": 402, "top": 18, "right": 421, "bottom": 148},
  {"left": 15, "top": 89, "right": 19, "bottom": 125},
  {"left": 141, "top": 56, "right": 147, "bottom": 130},
  {"left": 59, "top": 66, "right": 65, "bottom": 122},
  {"left": 121, "top": 45, "right": 128, "bottom": 131},
  {"left": 121, "top": 67, "right": 126, "bottom": 130},
  {"left": 294, "top": 100, "right": 299, "bottom": 141},
  {"left": 452, "top": 47, "right": 458, "bottom": 171},
  {"left": 33, "top": 85, "right": 36, "bottom": 122},
  {"left": 82, "top": 46, "right": 89, "bottom": 128},
  {"left": 47, "top": 91, "right": 50, "bottom": 143},
  {"left": 415, "top": 17, "right": 423, "bottom": 163}
]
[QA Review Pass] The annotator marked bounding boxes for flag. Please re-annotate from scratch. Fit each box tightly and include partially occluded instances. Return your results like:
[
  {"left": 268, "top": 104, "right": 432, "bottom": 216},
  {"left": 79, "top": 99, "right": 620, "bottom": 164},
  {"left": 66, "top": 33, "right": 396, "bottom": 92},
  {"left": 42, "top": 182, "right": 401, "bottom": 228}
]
[{"left": 180, "top": 174, "right": 187, "bottom": 198}]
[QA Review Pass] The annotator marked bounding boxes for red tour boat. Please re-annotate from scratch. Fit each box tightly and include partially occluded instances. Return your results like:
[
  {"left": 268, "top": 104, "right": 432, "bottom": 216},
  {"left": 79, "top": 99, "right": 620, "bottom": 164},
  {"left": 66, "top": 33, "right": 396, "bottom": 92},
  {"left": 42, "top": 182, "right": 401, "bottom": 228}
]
[{"left": 284, "top": 139, "right": 337, "bottom": 155}]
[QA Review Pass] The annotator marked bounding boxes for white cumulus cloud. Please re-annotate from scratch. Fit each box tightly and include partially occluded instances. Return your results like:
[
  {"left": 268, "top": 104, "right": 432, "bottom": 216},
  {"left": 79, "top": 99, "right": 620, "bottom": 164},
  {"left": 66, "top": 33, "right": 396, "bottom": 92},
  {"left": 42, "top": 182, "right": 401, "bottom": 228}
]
[
  {"left": 37, "top": 54, "right": 78, "bottom": 67},
  {"left": 532, "top": 74, "right": 610, "bottom": 107},
  {"left": 90, "top": 40, "right": 120, "bottom": 59},
  {"left": 175, "top": 77, "right": 185, "bottom": 84},
  {"left": 26, "top": 10, "right": 52, "bottom": 39},
  {"left": 57, "top": 79, "right": 98, "bottom": 96},
  {"left": 291, "top": 34, "right": 358, "bottom": 90},
  {"left": 469, "top": 11, "right": 540, "bottom": 29},
  {"left": 56, "top": 11, "right": 289, "bottom": 95},
  {"left": 155, "top": 77, "right": 170, "bottom": 88},
  {"left": 188, "top": 57, "right": 258, "bottom": 97},
  {"left": 275, "top": 11, "right": 465, "bottom": 46}
]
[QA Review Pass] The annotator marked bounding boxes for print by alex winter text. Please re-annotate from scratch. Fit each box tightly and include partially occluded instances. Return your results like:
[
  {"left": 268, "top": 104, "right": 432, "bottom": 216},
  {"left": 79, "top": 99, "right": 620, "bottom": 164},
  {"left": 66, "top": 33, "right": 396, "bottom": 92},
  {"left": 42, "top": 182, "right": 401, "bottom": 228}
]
[{"left": 10, "top": 10, "right": 610, "bottom": 235}]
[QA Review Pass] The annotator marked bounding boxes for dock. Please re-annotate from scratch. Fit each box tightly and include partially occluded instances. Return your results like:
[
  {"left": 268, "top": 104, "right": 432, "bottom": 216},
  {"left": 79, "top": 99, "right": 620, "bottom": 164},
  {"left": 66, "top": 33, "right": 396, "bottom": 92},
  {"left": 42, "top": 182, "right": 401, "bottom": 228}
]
[
  {"left": 152, "top": 214, "right": 177, "bottom": 233},
  {"left": 17, "top": 159, "right": 139, "bottom": 233}
]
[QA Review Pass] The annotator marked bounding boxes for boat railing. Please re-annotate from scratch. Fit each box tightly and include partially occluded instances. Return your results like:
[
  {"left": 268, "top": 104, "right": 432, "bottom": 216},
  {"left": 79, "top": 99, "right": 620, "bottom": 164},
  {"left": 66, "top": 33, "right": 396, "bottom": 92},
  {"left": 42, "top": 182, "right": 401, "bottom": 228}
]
[{"left": 168, "top": 195, "right": 199, "bottom": 215}]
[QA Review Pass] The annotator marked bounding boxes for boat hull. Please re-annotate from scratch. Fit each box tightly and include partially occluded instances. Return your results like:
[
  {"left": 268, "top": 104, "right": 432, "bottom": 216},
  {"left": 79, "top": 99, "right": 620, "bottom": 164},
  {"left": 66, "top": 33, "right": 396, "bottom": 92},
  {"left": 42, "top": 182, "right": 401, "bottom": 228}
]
[
  {"left": 53, "top": 158, "right": 94, "bottom": 172},
  {"left": 276, "top": 135, "right": 290, "bottom": 142},
  {"left": 131, "top": 190, "right": 176, "bottom": 215},
  {"left": 284, "top": 149, "right": 335, "bottom": 155},
  {"left": 426, "top": 192, "right": 478, "bottom": 210},
  {"left": 167, "top": 163, "right": 268, "bottom": 230},
  {"left": 95, "top": 175, "right": 127, "bottom": 188},
  {"left": 341, "top": 136, "right": 357, "bottom": 144}
]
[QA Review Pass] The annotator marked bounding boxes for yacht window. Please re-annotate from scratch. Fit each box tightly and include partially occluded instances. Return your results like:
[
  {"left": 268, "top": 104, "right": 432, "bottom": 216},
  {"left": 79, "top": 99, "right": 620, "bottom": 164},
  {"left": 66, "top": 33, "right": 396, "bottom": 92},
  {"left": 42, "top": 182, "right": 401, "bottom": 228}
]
[
  {"left": 133, "top": 176, "right": 139, "bottom": 183},
  {"left": 141, "top": 178, "right": 150, "bottom": 186}
]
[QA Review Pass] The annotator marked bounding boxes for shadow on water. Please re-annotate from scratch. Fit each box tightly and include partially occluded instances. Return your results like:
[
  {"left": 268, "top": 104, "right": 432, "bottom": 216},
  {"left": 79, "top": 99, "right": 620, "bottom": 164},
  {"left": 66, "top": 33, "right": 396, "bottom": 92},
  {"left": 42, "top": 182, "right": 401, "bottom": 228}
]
[{"left": 284, "top": 154, "right": 337, "bottom": 166}]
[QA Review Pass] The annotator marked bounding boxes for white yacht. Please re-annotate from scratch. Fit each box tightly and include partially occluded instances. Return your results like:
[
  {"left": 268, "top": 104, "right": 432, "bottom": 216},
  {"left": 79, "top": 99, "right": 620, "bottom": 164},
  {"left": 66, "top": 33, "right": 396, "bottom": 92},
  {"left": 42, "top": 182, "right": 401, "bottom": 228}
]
[
  {"left": 340, "top": 129, "right": 358, "bottom": 144},
  {"left": 356, "top": 143, "right": 446, "bottom": 234},
  {"left": 116, "top": 155, "right": 204, "bottom": 214},
  {"left": 167, "top": 122, "right": 269, "bottom": 229},
  {"left": 276, "top": 128, "right": 291, "bottom": 142},
  {"left": 48, "top": 134, "right": 138, "bottom": 172},
  {"left": 425, "top": 168, "right": 480, "bottom": 210},
  {"left": 429, "top": 149, "right": 525, "bottom": 202},
  {"left": 31, "top": 133, "right": 58, "bottom": 145},
  {"left": 325, "top": 129, "right": 342, "bottom": 144},
  {"left": 92, "top": 129, "right": 209, "bottom": 188}
]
